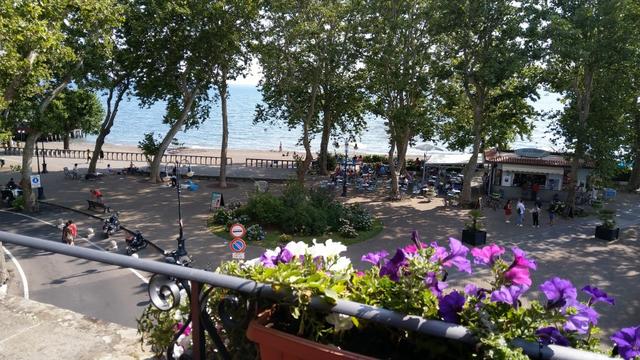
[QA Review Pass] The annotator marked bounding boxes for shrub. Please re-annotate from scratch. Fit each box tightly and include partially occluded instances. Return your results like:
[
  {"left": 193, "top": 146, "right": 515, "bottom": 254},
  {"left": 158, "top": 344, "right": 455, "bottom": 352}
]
[
  {"left": 226, "top": 214, "right": 250, "bottom": 231},
  {"left": 598, "top": 209, "right": 617, "bottom": 229},
  {"left": 280, "top": 203, "right": 328, "bottom": 235},
  {"left": 11, "top": 195, "right": 25, "bottom": 211},
  {"left": 343, "top": 204, "right": 373, "bottom": 231},
  {"left": 246, "top": 224, "right": 266, "bottom": 242},
  {"left": 362, "top": 154, "right": 387, "bottom": 163},
  {"left": 243, "top": 192, "right": 283, "bottom": 226},
  {"left": 278, "top": 234, "right": 293, "bottom": 243},
  {"left": 338, "top": 224, "right": 359, "bottom": 238},
  {"left": 213, "top": 208, "right": 233, "bottom": 225}
]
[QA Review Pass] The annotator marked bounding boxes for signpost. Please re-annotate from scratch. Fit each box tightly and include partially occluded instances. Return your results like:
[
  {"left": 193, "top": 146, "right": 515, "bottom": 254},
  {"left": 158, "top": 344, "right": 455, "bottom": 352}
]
[
  {"left": 229, "top": 224, "right": 247, "bottom": 260},
  {"left": 209, "top": 192, "right": 224, "bottom": 212},
  {"left": 30, "top": 175, "right": 41, "bottom": 188}
]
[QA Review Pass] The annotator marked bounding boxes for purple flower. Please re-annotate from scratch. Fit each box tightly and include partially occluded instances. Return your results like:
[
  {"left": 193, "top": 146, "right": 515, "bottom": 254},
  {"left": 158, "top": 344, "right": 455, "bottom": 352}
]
[
  {"left": 582, "top": 285, "right": 615, "bottom": 306},
  {"left": 361, "top": 250, "right": 389, "bottom": 266},
  {"left": 490, "top": 285, "right": 529, "bottom": 308},
  {"left": 277, "top": 248, "right": 293, "bottom": 263},
  {"left": 431, "top": 238, "right": 472, "bottom": 274},
  {"left": 464, "top": 284, "right": 478, "bottom": 296},
  {"left": 424, "top": 271, "right": 448, "bottom": 298},
  {"left": 470, "top": 244, "right": 505, "bottom": 266},
  {"left": 503, "top": 247, "right": 536, "bottom": 287},
  {"left": 438, "top": 291, "right": 466, "bottom": 324},
  {"left": 563, "top": 302, "right": 599, "bottom": 334},
  {"left": 536, "top": 327, "right": 570, "bottom": 346},
  {"left": 540, "top": 277, "right": 577, "bottom": 309},
  {"left": 611, "top": 326, "right": 640, "bottom": 360},
  {"left": 379, "top": 249, "right": 407, "bottom": 281}
]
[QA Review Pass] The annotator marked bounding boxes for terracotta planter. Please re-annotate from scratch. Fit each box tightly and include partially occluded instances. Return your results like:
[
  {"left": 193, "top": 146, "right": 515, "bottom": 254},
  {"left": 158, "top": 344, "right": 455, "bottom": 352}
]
[{"left": 246, "top": 312, "right": 375, "bottom": 360}]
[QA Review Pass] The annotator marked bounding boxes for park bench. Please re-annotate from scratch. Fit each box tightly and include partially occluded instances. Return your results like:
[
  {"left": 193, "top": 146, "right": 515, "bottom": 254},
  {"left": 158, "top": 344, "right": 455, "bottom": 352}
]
[{"left": 87, "top": 200, "right": 111, "bottom": 213}]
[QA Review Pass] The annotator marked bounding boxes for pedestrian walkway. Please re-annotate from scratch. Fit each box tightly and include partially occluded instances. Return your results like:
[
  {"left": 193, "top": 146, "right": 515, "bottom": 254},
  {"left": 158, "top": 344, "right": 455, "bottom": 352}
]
[{"left": 0, "top": 296, "right": 152, "bottom": 360}]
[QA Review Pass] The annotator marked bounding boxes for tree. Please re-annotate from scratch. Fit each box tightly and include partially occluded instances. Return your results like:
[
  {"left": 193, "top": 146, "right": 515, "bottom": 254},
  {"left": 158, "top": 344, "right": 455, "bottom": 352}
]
[
  {"left": 544, "top": 0, "right": 638, "bottom": 211},
  {"left": 359, "top": 0, "right": 438, "bottom": 199},
  {"left": 209, "top": 0, "right": 259, "bottom": 188},
  {"left": 430, "top": 0, "right": 543, "bottom": 205},
  {"left": 45, "top": 89, "right": 105, "bottom": 149},
  {"left": 1, "top": 0, "right": 122, "bottom": 212}
]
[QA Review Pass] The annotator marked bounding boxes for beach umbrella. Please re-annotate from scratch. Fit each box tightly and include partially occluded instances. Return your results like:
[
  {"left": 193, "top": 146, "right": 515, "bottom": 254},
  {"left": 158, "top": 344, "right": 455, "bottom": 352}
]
[{"left": 413, "top": 142, "right": 445, "bottom": 152}]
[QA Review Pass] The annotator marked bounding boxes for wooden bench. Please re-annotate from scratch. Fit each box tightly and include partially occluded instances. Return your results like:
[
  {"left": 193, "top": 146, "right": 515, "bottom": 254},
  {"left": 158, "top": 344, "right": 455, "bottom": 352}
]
[{"left": 87, "top": 200, "right": 111, "bottom": 213}]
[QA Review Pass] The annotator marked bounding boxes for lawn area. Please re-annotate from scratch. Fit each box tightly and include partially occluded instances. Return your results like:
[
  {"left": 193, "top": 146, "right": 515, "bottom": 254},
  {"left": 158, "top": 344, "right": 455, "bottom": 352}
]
[{"left": 209, "top": 219, "right": 384, "bottom": 250}]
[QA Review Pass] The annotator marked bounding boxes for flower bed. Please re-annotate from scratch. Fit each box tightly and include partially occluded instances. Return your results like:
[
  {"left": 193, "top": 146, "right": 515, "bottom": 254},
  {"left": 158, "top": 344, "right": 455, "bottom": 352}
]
[{"left": 139, "top": 232, "right": 639, "bottom": 359}]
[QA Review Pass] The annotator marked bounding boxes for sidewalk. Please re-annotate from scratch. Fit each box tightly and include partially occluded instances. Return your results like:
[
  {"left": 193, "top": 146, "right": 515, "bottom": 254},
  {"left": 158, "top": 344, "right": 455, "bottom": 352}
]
[{"left": 0, "top": 296, "right": 153, "bottom": 360}]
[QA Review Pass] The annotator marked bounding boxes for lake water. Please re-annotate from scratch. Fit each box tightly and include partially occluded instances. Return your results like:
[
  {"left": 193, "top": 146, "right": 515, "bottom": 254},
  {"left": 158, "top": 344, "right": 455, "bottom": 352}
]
[{"left": 92, "top": 85, "right": 562, "bottom": 155}]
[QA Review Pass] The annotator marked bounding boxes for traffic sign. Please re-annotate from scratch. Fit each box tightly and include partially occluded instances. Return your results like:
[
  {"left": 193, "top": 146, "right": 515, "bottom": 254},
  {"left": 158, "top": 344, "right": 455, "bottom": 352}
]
[
  {"left": 30, "top": 175, "right": 41, "bottom": 188},
  {"left": 229, "top": 223, "right": 246, "bottom": 239},
  {"left": 229, "top": 238, "right": 247, "bottom": 253},
  {"left": 232, "top": 252, "right": 246, "bottom": 260}
]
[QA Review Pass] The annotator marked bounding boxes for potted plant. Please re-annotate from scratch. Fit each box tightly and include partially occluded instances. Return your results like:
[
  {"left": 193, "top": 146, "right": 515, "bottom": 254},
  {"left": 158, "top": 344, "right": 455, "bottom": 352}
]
[
  {"left": 595, "top": 209, "right": 620, "bottom": 241},
  {"left": 461, "top": 209, "right": 486, "bottom": 246}
]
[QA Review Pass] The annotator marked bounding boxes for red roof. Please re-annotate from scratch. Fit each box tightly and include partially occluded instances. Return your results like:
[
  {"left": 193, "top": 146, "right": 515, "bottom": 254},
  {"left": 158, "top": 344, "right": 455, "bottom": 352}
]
[{"left": 484, "top": 149, "right": 593, "bottom": 168}]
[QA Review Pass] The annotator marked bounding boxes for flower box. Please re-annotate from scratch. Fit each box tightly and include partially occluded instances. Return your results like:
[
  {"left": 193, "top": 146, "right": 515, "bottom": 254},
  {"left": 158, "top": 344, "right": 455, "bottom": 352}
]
[
  {"left": 247, "top": 311, "right": 375, "bottom": 360},
  {"left": 595, "top": 225, "right": 619, "bottom": 241},
  {"left": 461, "top": 229, "right": 486, "bottom": 246}
]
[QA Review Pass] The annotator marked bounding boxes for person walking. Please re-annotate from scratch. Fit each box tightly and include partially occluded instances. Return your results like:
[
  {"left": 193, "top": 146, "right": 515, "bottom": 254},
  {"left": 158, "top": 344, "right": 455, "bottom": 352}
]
[
  {"left": 516, "top": 199, "right": 526, "bottom": 227},
  {"left": 503, "top": 199, "right": 513, "bottom": 223},
  {"left": 548, "top": 207, "right": 555, "bottom": 226},
  {"left": 62, "top": 220, "right": 77, "bottom": 245},
  {"left": 531, "top": 202, "right": 540, "bottom": 228}
]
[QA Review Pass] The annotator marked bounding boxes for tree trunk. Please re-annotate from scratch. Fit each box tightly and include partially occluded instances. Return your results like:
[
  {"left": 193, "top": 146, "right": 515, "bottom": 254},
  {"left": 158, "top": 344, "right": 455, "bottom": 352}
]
[
  {"left": 461, "top": 104, "right": 483, "bottom": 205},
  {"left": 63, "top": 134, "right": 70, "bottom": 150},
  {"left": 20, "top": 132, "right": 42, "bottom": 212},
  {"left": 387, "top": 139, "right": 398, "bottom": 199},
  {"left": 319, "top": 111, "right": 332, "bottom": 175},
  {"left": 296, "top": 83, "right": 320, "bottom": 183},
  {"left": 627, "top": 112, "right": 640, "bottom": 191},
  {"left": 149, "top": 91, "right": 196, "bottom": 183},
  {"left": 218, "top": 69, "right": 229, "bottom": 188},
  {"left": 89, "top": 82, "right": 128, "bottom": 174}
]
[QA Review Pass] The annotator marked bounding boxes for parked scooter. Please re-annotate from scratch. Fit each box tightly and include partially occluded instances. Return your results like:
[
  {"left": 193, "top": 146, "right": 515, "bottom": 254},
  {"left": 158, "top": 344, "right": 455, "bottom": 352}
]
[
  {"left": 125, "top": 230, "right": 148, "bottom": 255},
  {"left": 102, "top": 212, "right": 120, "bottom": 238}
]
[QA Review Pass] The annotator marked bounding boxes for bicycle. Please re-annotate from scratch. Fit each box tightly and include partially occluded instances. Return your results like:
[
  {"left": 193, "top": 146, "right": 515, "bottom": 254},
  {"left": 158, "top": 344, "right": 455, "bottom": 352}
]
[{"left": 482, "top": 193, "right": 502, "bottom": 211}]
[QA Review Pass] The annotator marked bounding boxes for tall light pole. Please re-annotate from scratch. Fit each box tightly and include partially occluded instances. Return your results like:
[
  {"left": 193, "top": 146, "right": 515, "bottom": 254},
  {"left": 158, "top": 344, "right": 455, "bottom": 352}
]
[
  {"left": 173, "top": 159, "right": 194, "bottom": 257},
  {"left": 41, "top": 137, "right": 47, "bottom": 173},
  {"left": 341, "top": 139, "right": 349, "bottom": 197}
]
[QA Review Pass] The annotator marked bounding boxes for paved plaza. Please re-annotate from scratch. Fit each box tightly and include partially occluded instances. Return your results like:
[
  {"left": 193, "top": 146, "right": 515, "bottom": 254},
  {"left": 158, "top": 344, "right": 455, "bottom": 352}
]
[{"left": 1, "top": 152, "right": 639, "bottom": 341}]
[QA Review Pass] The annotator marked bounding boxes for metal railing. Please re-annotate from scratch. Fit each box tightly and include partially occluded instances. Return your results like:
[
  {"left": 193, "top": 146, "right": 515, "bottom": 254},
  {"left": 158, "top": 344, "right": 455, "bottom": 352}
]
[
  {"left": 0, "top": 231, "right": 612, "bottom": 360},
  {"left": 245, "top": 157, "right": 297, "bottom": 169},
  {"left": 2, "top": 147, "right": 232, "bottom": 166}
]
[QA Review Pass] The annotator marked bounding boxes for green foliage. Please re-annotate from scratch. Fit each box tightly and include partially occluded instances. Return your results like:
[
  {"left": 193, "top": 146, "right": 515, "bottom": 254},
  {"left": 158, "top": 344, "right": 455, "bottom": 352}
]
[
  {"left": 213, "top": 208, "right": 233, "bottom": 226},
  {"left": 338, "top": 224, "right": 358, "bottom": 238},
  {"left": 246, "top": 224, "right": 266, "bottom": 242},
  {"left": 598, "top": 209, "right": 617, "bottom": 229},
  {"left": 137, "top": 132, "right": 161, "bottom": 164},
  {"left": 136, "top": 300, "right": 190, "bottom": 358},
  {"left": 465, "top": 209, "right": 484, "bottom": 231},
  {"left": 243, "top": 192, "right": 283, "bottom": 226},
  {"left": 278, "top": 233, "right": 293, "bottom": 243},
  {"left": 361, "top": 154, "right": 387, "bottom": 164},
  {"left": 342, "top": 204, "right": 373, "bottom": 231},
  {"left": 11, "top": 195, "right": 25, "bottom": 211},
  {"left": 44, "top": 88, "right": 104, "bottom": 137}
]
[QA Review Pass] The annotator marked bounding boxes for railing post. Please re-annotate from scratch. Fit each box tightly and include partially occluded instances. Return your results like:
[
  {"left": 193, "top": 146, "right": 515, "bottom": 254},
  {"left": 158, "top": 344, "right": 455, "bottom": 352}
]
[{"left": 191, "top": 281, "right": 205, "bottom": 360}]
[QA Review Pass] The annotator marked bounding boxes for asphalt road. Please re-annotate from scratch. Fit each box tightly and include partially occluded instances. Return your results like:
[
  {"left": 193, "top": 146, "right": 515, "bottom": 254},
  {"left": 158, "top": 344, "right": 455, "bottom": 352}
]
[{"left": 1, "top": 204, "right": 152, "bottom": 328}]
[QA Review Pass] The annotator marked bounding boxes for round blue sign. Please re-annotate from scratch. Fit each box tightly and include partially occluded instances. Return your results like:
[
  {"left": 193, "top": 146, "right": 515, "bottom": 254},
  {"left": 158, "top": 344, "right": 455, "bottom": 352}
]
[{"left": 229, "top": 238, "right": 246, "bottom": 253}]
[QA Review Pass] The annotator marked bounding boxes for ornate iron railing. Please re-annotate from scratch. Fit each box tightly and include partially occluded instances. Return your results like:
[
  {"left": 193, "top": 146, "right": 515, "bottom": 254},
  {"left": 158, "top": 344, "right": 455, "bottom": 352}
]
[
  {"left": 245, "top": 157, "right": 297, "bottom": 169},
  {"left": 0, "top": 231, "right": 612, "bottom": 360},
  {"left": 2, "top": 147, "right": 232, "bottom": 166}
]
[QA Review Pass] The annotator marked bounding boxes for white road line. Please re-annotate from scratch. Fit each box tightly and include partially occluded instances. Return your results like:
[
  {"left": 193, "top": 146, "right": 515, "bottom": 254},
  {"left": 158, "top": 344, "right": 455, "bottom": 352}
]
[
  {"left": 1, "top": 246, "right": 29, "bottom": 299},
  {"left": 0, "top": 209, "right": 149, "bottom": 284}
]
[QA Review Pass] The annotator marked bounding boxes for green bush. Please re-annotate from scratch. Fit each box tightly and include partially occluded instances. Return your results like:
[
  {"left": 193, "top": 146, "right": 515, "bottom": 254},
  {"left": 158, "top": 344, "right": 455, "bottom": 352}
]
[
  {"left": 280, "top": 203, "right": 328, "bottom": 235},
  {"left": 362, "top": 154, "right": 387, "bottom": 163},
  {"left": 11, "top": 195, "right": 25, "bottom": 211},
  {"left": 246, "top": 224, "right": 266, "bottom": 241},
  {"left": 343, "top": 204, "right": 373, "bottom": 231},
  {"left": 278, "top": 234, "right": 293, "bottom": 243},
  {"left": 213, "top": 208, "right": 233, "bottom": 225},
  {"left": 243, "top": 192, "right": 283, "bottom": 226},
  {"left": 338, "top": 224, "right": 359, "bottom": 238}
]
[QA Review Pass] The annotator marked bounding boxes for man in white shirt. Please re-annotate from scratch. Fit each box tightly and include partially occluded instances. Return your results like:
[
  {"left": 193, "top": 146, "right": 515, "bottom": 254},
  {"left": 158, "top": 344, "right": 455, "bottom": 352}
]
[{"left": 516, "top": 199, "right": 526, "bottom": 227}]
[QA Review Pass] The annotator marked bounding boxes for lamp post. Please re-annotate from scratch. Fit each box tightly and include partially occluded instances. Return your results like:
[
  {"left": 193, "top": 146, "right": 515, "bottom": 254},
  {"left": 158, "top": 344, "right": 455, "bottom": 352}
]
[
  {"left": 173, "top": 159, "right": 194, "bottom": 257},
  {"left": 41, "top": 137, "right": 47, "bottom": 173},
  {"left": 341, "top": 139, "right": 349, "bottom": 197}
]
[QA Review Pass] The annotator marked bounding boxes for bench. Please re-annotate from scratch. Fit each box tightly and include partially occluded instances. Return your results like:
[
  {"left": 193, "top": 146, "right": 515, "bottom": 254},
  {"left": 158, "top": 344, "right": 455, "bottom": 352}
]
[{"left": 87, "top": 200, "right": 111, "bottom": 213}]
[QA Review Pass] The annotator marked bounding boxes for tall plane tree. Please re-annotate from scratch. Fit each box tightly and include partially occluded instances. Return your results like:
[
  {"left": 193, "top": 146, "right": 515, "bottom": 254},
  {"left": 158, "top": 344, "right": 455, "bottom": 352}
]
[
  {"left": 431, "top": 0, "right": 543, "bottom": 205},
  {"left": 545, "top": 0, "right": 638, "bottom": 211},
  {"left": 127, "top": 0, "right": 229, "bottom": 183},
  {"left": 360, "top": 0, "right": 437, "bottom": 199}
]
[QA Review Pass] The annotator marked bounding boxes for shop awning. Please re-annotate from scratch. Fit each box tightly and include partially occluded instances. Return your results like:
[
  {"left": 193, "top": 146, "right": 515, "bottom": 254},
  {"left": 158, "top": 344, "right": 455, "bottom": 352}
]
[{"left": 501, "top": 164, "right": 564, "bottom": 175}]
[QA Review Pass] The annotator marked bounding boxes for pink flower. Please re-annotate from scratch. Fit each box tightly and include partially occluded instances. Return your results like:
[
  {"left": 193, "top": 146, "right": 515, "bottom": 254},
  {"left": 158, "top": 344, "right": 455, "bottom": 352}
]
[
  {"left": 503, "top": 247, "right": 536, "bottom": 287},
  {"left": 471, "top": 244, "right": 505, "bottom": 266},
  {"left": 431, "top": 238, "right": 472, "bottom": 274}
]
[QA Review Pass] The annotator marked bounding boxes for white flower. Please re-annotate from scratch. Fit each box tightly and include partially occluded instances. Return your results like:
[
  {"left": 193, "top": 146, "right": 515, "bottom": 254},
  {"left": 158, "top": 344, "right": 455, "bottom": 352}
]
[
  {"left": 309, "top": 239, "right": 346, "bottom": 259},
  {"left": 243, "top": 257, "right": 262, "bottom": 268},
  {"left": 173, "top": 310, "right": 182, "bottom": 321},
  {"left": 325, "top": 313, "right": 353, "bottom": 332},
  {"left": 328, "top": 256, "right": 352, "bottom": 273},
  {"left": 284, "top": 241, "right": 308, "bottom": 257},
  {"left": 172, "top": 344, "right": 184, "bottom": 359}
]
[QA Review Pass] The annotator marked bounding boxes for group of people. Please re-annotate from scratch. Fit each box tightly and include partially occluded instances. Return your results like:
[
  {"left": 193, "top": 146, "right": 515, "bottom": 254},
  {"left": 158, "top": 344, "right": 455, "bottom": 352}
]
[
  {"left": 503, "top": 198, "right": 549, "bottom": 227},
  {"left": 61, "top": 220, "right": 78, "bottom": 245}
]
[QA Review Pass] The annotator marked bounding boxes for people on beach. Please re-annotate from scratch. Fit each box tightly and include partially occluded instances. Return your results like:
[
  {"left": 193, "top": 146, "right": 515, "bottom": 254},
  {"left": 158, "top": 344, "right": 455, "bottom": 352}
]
[
  {"left": 503, "top": 199, "right": 512, "bottom": 223},
  {"left": 516, "top": 199, "right": 526, "bottom": 227}
]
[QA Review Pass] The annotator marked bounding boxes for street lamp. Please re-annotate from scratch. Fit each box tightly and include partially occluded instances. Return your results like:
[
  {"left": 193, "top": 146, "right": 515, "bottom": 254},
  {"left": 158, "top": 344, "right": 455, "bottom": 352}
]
[
  {"left": 342, "top": 139, "right": 349, "bottom": 197},
  {"left": 172, "top": 159, "right": 194, "bottom": 258},
  {"left": 41, "top": 137, "right": 47, "bottom": 173}
]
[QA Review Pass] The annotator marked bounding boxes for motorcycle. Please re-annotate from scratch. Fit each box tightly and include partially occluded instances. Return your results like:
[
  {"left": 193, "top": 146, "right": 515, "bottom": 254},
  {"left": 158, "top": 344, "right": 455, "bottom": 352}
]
[
  {"left": 125, "top": 230, "right": 148, "bottom": 255},
  {"left": 102, "top": 212, "right": 120, "bottom": 238}
]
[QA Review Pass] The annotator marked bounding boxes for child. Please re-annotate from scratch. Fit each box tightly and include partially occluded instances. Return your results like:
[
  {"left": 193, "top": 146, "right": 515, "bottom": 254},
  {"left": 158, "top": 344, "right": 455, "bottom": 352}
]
[
  {"left": 532, "top": 203, "right": 540, "bottom": 228},
  {"left": 503, "top": 199, "right": 512, "bottom": 223},
  {"left": 548, "top": 207, "right": 555, "bottom": 226}
]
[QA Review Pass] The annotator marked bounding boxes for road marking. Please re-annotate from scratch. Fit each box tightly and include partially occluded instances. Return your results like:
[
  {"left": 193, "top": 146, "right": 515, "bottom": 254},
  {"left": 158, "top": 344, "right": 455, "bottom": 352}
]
[
  {"left": 0, "top": 322, "right": 42, "bottom": 345},
  {"left": 0, "top": 209, "right": 149, "bottom": 284},
  {"left": 1, "top": 246, "right": 29, "bottom": 299}
]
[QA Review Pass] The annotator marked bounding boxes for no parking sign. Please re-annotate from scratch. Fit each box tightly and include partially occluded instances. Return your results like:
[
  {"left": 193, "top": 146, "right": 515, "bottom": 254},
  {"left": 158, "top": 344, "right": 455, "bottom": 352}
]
[{"left": 30, "top": 175, "right": 41, "bottom": 188}]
